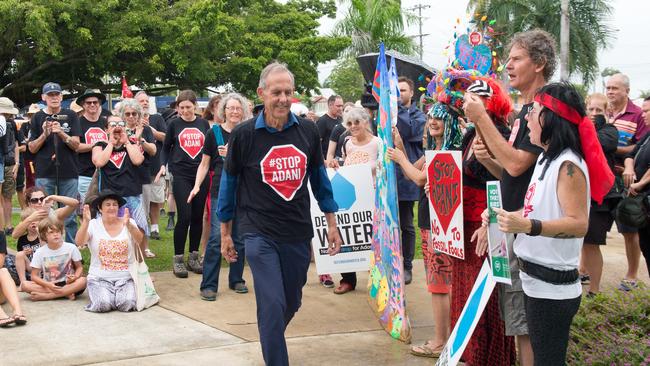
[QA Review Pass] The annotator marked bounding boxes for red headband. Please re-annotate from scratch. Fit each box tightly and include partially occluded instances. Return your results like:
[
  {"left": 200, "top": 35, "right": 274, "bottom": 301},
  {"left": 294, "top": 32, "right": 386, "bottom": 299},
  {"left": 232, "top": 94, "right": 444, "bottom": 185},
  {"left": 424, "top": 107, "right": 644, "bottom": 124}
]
[{"left": 534, "top": 92, "right": 614, "bottom": 204}]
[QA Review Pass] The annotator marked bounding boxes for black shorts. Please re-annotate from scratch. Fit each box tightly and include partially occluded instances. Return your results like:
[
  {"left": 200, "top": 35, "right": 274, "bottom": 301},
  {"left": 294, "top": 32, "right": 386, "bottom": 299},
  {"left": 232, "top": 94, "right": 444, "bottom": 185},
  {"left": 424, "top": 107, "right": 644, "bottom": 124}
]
[
  {"left": 15, "top": 162, "right": 24, "bottom": 190},
  {"left": 585, "top": 198, "right": 635, "bottom": 244}
]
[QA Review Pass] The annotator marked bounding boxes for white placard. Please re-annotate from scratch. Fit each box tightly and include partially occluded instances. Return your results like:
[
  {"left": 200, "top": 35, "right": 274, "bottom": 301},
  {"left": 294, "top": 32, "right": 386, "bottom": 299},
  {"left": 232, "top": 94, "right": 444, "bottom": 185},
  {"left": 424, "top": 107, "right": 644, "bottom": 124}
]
[{"left": 309, "top": 165, "right": 375, "bottom": 274}]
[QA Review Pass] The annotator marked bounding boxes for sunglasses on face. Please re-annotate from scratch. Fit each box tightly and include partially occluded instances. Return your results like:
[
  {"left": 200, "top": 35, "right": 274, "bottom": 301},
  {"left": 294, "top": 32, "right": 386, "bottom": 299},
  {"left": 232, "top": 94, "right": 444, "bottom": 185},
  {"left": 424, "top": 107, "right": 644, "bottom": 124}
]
[
  {"left": 108, "top": 121, "right": 126, "bottom": 128},
  {"left": 124, "top": 112, "right": 138, "bottom": 117},
  {"left": 346, "top": 120, "right": 363, "bottom": 127},
  {"left": 85, "top": 100, "right": 100, "bottom": 105},
  {"left": 29, "top": 197, "right": 45, "bottom": 204}
]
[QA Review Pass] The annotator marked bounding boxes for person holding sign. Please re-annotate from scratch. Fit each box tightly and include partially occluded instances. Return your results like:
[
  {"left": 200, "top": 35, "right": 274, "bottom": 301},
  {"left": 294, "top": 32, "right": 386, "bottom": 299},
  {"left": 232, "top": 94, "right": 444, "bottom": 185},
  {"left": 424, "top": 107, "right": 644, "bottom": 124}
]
[
  {"left": 493, "top": 82, "right": 613, "bottom": 365},
  {"left": 327, "top": 106, "right": 380, "bottom": 294},
  {"left": 388, "top": 103, "right": 457, "bottom": 358},
  {"left": 217, "top": 62, "right": 342, "bottom": 366}
]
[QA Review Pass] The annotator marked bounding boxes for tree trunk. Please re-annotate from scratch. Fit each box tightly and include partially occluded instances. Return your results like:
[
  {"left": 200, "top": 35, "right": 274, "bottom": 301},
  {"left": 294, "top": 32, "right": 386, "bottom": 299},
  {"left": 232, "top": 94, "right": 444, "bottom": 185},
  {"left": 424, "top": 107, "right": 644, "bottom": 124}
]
[{"left": 560, "top": 0, "right": 570, "bottom": 81}]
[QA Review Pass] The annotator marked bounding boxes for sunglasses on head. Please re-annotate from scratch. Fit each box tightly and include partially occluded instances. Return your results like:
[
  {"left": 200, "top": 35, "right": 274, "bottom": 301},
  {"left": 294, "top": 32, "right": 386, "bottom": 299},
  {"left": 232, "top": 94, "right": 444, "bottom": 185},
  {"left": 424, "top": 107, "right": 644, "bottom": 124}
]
[
  {"left": 108, "top": 121, "right": 126, "bottom": 128},
  {"left": 29, "top": 197, "right": 45, "bottom": 204},
  {"left": 345, "top": 120, "right": 363, "bottom": 127}
]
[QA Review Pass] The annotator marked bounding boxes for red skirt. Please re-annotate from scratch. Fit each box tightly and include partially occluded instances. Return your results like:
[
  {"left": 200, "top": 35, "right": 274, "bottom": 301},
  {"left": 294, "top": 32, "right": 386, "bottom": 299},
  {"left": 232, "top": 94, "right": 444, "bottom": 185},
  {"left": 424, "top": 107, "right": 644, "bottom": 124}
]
[{"left": 450, "top": 220, "right": 516, "bottom": 366}]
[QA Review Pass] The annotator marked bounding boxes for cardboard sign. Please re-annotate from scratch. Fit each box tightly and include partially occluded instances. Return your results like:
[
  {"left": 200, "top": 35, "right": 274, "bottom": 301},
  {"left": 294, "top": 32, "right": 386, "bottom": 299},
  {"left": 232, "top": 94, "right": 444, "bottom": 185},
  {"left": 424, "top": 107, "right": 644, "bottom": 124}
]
[
  {"left": 486, "top": 181, "right": 512, "bottom": 284},
  {"left": 426, "top": 151, "right": 464, "bottom": 259},
  {"left": 436, "top": 259, "right": 497, "bottom": 366},
  {"left": 309, "top": 165, "right": 374, "bottom": 274},
  {"left": 454, "top": 34, "right": 492, "bottom": 75}
]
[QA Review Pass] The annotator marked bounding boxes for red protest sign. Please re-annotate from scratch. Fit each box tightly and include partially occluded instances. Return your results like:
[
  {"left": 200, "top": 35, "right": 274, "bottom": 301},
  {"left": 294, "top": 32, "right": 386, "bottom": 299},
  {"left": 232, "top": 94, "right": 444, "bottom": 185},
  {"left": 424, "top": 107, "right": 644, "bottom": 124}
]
[
  {"left": 260, "top": 144, "right": 307, "bottom": 201},
  {"left": 426, "top": 151, "right": 464, "bottom": 259}
]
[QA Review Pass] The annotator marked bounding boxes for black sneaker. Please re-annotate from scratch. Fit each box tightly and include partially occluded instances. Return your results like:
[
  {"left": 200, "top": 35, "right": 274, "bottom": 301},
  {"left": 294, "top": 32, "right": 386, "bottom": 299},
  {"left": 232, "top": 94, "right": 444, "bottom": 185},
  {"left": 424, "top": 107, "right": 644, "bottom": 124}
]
[
  {"left": 166, "top": 216, "right": 175, "bottom": 231},
  {"left": 150, "top": 231, "right": 161, "bottom": 240},
  {"left": 231, "top": 282, "right": 249, "bottom": 294},
  {"left": 404, "top": 269, "right": 413, "bottom": 285},
  {"left": 580, "top": 274, "right": 590, "bottom": 285},
  {"left": 200, "top": 289, "right": 217, "bottom": 301}
]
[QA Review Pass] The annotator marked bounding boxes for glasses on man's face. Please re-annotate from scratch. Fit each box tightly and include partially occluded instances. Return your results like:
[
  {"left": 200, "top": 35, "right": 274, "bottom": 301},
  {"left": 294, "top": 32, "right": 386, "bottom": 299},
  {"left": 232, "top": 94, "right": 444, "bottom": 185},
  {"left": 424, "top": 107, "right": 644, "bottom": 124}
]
[
  {"left": 29, "top": 197, "right": 45, "bottom": 204},
  {"left": 108, "top": 121, "right": 126, "bottom": 128},
  {"left": 85, "top": 100, "right": 100, "bottom": 105},
  {"left": 226, "top": 106, "right": 243, "bottom": 112},
  {"left": 346, "top": 120, "right": 362, "bottom": 127},
  {"left": 124, "top": 112, "right": 138, "bottom": 117}
]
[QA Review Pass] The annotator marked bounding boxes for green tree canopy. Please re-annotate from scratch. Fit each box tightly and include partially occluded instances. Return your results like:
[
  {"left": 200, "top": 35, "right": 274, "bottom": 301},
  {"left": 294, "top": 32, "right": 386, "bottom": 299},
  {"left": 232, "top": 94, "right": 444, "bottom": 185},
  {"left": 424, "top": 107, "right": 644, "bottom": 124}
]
[
  {"left": 333, "top": 0, "right": 416, "bottom": 57},
  {"left": 324, "top": 56, "right": 365, "bottom": 102},
  {"left": 0, "top": 0, "right": 349, "bottom": 106},
  {"left": 468, "top": 0, "right": 613, "bottom": 87}
]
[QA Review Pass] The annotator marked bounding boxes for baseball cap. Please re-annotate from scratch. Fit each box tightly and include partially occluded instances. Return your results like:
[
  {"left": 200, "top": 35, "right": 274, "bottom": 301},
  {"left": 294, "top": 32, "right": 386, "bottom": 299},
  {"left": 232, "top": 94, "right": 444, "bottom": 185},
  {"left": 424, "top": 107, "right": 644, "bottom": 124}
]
[{"left": 42, "top": 82, "right": 62, "bottom": 94}]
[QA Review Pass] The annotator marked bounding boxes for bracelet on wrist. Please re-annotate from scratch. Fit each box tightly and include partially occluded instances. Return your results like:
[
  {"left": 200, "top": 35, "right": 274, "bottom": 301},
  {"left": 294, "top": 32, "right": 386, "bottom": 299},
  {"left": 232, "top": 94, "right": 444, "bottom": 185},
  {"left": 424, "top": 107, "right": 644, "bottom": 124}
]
[{"left": 529, "top": 219, "right": 542, "bottom": 236}]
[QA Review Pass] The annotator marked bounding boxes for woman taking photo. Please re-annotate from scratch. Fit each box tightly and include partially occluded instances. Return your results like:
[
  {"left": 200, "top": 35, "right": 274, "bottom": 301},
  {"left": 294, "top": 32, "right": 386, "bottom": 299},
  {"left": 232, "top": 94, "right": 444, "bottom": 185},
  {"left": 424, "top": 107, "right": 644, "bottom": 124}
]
[
  {"left": 92, "top": 106, "right": 149, "bottom": 246},
  {"left": 76, "top": 190, "right": 144, "bottom": 312},
  {"left": 189, "top": 93, "right": 251, "bottom": 299},
  {"left": 160, "top": 90, "right": 210, "bottom": 278},
  {"left": 472, "top": 82, "right": 613, "bottom": 365}
]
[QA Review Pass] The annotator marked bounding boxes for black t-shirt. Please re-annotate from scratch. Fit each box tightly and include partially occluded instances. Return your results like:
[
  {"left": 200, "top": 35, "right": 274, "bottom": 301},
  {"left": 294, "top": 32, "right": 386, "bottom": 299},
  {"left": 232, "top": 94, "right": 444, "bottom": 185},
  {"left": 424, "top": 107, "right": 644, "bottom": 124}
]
[
  {"left": 78, "top": 116, "right": 108, "bottom": 177},
  {"left": 129, "top": 126, "right": 155, "bottom": 184},
  {"left": 500, "top": 104, "right": 544, "bottom": 211},
  {"left": 17, "top": 234, "right": 40, "bottom": 261},
  {"left": 628, "top": 133, "right": 650, "bottom": 181},
  {"left": 329, "top": 123, "right": 347, "bottom": 158},
  {"left": 19, "top": 122, "right": 32, "bottom": 161},
  {"left": 162, "top": 117, "right": 210, "bottom": 180},
  {"left": 224, "top": 117, "right": 324, "bottom": 242},
  {"left": 202, "top": 126, "right": 231, "bottom": 197},
  {"left": 95, "top": 141, "right": 144, "bottom": 197},
  {"left": 316, "top": 114, "right": 341, "bottom": 158},
  {"left": 148, "top": 114, "right": 167, "bottom": 177},
  {"left": 29, "top": 109, "right": 81, "bottom": 179}
]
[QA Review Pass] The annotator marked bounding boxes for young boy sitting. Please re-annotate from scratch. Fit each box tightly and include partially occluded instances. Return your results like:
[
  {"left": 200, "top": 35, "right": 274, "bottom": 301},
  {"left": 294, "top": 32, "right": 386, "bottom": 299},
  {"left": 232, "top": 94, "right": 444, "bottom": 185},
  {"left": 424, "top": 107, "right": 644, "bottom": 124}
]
[
  {"left": 11, "top": 208, "right": 42, "bottom": 290},
  {"left": 21, "top": 217, "right": 86, "bottom": 301}
]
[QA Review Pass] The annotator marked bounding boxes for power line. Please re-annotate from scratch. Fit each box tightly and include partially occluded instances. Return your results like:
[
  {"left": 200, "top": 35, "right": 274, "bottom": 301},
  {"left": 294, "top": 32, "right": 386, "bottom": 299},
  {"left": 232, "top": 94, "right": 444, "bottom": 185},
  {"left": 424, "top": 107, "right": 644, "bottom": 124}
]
[{"left": 406, "top": 4, "right": 431, "bottom": 60}]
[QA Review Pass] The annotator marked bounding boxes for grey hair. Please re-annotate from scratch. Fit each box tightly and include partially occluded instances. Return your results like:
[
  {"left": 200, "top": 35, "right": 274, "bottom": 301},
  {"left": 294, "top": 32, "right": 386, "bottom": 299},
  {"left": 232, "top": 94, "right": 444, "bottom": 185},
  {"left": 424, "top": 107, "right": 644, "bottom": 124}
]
[
  {"left": 217, "top": 93, "right": 252, "bottom": 122},
  {"left": 118, "top": 98, "right": 143, "bottom": 119},
  {"left": 507, "top": 29, "right": 557, "bottom": 81},
  {"left": 343, "top": 106, "right": 370, "bottom": 126},
  {"left": 609, "top": 73, "right": 630, "bottom": 89},
  {"left": 134, "top": 90, "right": 148, "bottom": 99},
  {"left": 258, "top": 62, "right": 295, "bottom": 89}
]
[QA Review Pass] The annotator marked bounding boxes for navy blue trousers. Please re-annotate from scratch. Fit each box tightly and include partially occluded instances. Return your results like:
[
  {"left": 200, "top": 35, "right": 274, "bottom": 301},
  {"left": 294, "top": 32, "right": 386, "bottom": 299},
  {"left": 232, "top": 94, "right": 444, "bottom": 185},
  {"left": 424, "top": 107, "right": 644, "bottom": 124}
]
[{"left": 244, "top": 233, "right": 311, "bottom": 366}]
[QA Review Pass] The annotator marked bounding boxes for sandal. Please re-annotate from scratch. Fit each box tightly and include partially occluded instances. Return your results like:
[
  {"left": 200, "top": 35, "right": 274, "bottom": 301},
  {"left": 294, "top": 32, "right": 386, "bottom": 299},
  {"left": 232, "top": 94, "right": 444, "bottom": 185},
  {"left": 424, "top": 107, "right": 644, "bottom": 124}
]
[
  {"left": 618, "top": 279, "right": 638, "bottom": 292},
  {"left": 144, "top": 249, "right": 156, "bottom": 258},
  {"left": 13, "top": 314, "right": 27, "bottom": 326},
  {"left": 0, "top": 317, "right": 15, "bottom": 328},
  {"left": 410, "top": 342, "right": 443, "bottom": 358}
]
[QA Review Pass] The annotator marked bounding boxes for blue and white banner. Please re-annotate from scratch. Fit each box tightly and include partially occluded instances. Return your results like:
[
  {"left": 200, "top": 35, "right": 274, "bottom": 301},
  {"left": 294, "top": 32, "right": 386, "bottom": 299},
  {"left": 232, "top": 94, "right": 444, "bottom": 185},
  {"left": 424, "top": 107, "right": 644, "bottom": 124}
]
[
  {"left": 436, "top": 259, "right": 497, "bottom": 366},
  {"left": 309, "top": 165, "right": 375, "bottom": 274}
]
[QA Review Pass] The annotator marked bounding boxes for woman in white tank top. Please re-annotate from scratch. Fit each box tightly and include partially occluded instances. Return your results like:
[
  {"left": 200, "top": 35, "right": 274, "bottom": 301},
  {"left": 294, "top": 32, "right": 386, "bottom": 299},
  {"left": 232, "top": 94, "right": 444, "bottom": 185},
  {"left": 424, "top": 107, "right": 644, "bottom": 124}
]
[{"left": 490, "top": 83, "right": 614, "bottom": 365}]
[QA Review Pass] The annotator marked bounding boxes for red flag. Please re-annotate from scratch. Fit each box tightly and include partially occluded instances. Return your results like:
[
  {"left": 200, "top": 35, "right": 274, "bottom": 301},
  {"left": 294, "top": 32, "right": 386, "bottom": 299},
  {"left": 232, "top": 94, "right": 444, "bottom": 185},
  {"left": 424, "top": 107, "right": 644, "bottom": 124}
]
[{"left": 121, "top": 75, "right": 133, "bottom": 98}]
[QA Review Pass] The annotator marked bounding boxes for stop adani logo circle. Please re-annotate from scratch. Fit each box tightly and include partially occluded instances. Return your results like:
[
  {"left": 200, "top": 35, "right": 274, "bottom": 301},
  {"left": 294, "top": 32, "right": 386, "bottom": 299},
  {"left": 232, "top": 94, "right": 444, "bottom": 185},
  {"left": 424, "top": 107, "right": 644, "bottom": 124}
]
[{"left": 260, "top": 144, "right": 307, "bottom": 201}]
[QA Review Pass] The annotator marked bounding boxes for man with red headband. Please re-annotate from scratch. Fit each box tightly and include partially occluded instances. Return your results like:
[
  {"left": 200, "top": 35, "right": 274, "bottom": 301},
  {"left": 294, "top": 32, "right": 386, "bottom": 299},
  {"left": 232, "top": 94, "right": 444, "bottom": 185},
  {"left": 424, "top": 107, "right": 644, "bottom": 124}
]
[{"left": 463, "top": 29, "right": 557, "bottom": 366}]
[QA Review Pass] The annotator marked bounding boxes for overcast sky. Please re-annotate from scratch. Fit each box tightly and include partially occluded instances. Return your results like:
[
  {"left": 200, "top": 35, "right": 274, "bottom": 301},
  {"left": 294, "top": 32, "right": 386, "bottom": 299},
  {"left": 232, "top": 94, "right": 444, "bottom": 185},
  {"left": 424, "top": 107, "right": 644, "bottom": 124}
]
[{"left": 317, "top": 0, "right": 650, "bottom": 98}]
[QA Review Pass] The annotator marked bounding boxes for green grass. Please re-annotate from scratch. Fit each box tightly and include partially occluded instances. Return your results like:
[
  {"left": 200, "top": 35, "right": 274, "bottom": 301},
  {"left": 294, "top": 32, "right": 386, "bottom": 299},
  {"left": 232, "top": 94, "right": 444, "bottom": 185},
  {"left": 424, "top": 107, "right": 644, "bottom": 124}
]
[{"left": 7, "top": 201, "right": 425, "bottom": 273}]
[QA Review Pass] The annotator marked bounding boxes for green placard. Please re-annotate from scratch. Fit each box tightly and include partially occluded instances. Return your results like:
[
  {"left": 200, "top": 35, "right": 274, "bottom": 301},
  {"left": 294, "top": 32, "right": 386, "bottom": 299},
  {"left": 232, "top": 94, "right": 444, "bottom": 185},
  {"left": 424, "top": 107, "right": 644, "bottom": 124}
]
[{"left": 486, "top": 181, "right": 512, "bottom": 284}]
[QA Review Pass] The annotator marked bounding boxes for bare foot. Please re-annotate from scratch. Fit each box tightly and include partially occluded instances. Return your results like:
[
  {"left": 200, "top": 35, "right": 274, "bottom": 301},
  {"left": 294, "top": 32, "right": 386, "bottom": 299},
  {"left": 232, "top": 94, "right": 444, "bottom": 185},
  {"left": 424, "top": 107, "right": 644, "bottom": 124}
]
[{"left": 67, "top": 293, "right": 76, "bottom": 300}]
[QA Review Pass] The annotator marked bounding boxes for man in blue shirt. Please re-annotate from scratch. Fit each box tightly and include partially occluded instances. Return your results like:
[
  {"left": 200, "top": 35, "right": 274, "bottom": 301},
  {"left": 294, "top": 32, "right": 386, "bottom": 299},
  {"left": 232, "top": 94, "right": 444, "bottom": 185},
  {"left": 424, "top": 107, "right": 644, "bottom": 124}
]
[
  {"left": 218, "top": 62, "right": 342, "bottom": 366},
  {"left": 396, "top": 77, "right": 426, "bottom": 284}
]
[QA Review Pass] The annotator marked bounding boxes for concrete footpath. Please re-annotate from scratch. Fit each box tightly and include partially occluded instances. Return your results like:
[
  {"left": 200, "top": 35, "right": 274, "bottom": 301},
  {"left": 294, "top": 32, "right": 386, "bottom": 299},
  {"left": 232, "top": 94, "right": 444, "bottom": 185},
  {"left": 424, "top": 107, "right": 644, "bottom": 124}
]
[{"left": 2, "top": 234, "right": 642, "bottom": 366}]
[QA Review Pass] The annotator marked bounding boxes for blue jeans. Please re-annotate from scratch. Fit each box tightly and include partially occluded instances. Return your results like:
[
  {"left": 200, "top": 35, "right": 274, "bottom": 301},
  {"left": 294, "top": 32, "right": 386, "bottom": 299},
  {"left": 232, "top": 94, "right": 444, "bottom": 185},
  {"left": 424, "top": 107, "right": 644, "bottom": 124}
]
[
  {"left": 245, "top": 233, "right": 311, "bottom": 366},
  {"left": 200, "top": 198, "right": 245, "bottom": 292},
  {"left": 36, "top": 178, "right": 78, "bottom": 244},
  {"left": 78, "top": 175, "right": 93, "bottom": 205}
]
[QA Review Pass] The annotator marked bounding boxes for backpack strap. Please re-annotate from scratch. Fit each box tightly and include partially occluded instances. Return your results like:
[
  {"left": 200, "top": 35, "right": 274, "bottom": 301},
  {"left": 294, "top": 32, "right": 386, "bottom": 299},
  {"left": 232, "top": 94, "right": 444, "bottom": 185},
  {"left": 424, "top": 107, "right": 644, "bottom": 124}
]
[{"left": 212, "top": 125, "right": 225, "bottom": 160}]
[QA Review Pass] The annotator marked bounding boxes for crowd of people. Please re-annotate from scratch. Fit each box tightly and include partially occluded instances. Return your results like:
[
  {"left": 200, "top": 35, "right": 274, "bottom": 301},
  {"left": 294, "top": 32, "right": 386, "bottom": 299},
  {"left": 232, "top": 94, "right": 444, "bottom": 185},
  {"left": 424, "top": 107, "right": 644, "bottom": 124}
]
[{"left": 0, "top": 28, "right": 647, "bottom": 366}]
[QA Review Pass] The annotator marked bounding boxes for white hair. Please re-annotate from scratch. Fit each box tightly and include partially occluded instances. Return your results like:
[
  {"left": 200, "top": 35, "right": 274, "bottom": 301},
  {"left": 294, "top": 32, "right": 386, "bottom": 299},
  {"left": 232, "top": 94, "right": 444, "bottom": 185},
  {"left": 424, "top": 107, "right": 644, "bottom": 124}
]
[
  {"left": 216, "top": 93, "right": 252, "bottom": 121},
  {"left": 258, "top": 62, "right": 295, "bottom": 89},
  {"left": 609, "top": 73, "right": 630, "bottom": 89},
  {"left": 118, "top": 98, "right": 143, "bottom": 119}
]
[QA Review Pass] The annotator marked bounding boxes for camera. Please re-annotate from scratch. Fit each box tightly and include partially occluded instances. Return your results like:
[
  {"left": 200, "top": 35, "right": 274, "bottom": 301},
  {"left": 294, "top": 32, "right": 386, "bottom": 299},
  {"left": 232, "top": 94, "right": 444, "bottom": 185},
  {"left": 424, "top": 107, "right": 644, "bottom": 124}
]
[{"left": 45, "top": 114, "right": 69, "bottom": 122}]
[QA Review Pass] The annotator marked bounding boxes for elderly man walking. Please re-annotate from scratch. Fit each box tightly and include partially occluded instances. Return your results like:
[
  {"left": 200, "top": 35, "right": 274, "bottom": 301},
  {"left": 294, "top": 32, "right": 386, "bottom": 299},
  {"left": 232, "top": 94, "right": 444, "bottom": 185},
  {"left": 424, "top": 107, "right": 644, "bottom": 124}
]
[{"left": 218, "top": 62, "right": 342, "bottom": 366}]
